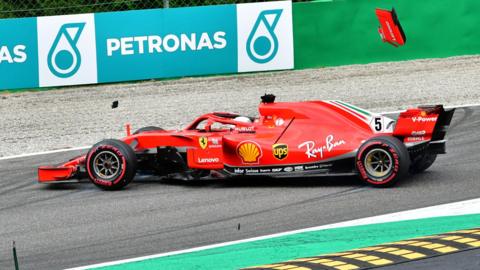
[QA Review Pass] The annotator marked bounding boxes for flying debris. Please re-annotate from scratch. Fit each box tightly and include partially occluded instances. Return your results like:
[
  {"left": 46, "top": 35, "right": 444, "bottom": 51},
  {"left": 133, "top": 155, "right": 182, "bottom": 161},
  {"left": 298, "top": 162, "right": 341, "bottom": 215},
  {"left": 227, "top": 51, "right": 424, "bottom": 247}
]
[{"left": 375, "top": 8, "right": 406, "bottom": 47}]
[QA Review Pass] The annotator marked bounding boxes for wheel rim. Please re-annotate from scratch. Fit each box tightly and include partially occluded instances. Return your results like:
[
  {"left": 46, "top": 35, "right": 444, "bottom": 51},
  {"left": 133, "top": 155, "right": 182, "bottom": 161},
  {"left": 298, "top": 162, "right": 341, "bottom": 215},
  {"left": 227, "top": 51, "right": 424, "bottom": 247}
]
[
  {"left": 93, "top": 151, "right": 121, "bottom": 180},
  {"left": 364, "top": 148, "right": 393, "bottom": 180}
]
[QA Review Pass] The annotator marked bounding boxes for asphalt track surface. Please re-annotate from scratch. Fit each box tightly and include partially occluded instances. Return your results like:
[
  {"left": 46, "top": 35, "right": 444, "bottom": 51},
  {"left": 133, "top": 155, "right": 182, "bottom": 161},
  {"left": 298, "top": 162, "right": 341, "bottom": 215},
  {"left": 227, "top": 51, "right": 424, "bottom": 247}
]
[{"left": 0, "top": 105, "right": 479, "bottom": 270}]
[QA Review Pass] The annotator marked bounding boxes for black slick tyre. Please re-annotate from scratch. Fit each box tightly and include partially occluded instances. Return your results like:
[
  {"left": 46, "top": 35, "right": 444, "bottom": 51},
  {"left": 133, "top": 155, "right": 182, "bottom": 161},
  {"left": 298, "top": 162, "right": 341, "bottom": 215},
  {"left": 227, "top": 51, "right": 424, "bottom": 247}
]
[
  {"left": 356, "top": 136, "right": 410, "bottom": 187},
  {"left": 86, "top": 139, "right": 137, "bottom": 190},
  {"left": 410, "top": 154, "right": 437, "bottom": 173}
]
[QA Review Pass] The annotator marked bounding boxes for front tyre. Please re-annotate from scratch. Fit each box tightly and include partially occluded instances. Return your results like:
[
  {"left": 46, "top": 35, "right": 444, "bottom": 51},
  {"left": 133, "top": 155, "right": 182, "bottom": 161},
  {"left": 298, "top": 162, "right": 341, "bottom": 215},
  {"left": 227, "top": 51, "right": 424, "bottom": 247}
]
[
  {"left": 356, "top": 136, "right": 410, "bottom": 187},
  {"left": 86, "top": 139, "right": 137, "bottom": 190}
]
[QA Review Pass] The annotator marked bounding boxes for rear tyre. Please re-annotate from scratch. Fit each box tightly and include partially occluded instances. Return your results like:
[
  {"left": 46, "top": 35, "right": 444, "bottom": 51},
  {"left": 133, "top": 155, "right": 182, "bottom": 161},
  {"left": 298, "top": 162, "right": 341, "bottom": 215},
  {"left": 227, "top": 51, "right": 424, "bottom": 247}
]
[
  {"left": 410, "top": 154, "right": 437, "bottom": 173},
  {"left": 86, "top": 139, "right": 137, "bottom": 190},
  {"left": 356, "top": 136, "right": 410, "bottom": 187},
  {"left": 133, "top": 126, "right": 164, "bottom": 135}
]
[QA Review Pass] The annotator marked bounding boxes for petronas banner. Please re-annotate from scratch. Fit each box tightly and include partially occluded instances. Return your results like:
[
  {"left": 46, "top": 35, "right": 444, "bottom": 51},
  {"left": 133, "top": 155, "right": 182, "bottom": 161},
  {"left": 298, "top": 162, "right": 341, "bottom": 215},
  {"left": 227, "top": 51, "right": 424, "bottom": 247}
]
[{"left": 0, "top": 1, "right": 294, "bottom": 90}]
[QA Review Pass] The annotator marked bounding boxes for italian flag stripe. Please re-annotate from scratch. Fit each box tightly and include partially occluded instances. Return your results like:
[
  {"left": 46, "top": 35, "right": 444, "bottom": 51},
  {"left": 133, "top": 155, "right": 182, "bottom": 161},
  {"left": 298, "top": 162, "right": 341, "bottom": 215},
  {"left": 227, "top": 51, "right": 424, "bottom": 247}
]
[
  {"left": 331, "top": 101, "right": 368, "bottom": 121},
  {"left": 322, "top": 101, "right": 371, "bottom": 130},
  {"left": 335, "top": 100, "right": 372, "bottom": 117}
]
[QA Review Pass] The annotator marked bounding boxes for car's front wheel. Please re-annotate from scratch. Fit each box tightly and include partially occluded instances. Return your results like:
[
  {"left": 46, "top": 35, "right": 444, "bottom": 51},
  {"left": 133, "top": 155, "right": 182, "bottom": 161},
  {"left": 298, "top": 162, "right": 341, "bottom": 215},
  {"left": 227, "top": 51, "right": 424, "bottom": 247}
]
[
  {"left": 86, "top": 139, "right": 137, "bottom": 190},
  {"left": 356, "top": 136, "right": 410, "bottom": 187}
]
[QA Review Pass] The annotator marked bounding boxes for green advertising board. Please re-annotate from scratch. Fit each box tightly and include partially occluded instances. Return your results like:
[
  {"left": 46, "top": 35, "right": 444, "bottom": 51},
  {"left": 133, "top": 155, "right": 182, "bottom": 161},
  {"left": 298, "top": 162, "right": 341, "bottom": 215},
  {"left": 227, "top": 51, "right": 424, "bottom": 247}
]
[
  {"left": 0, "top": 1, "right": 293, "bottom": 90},
  {"left": 0, "top": 17, "right": 38, "bottom": 89},
  {"left": 1, "top": 0, "right": 480, "bottom": 91}
]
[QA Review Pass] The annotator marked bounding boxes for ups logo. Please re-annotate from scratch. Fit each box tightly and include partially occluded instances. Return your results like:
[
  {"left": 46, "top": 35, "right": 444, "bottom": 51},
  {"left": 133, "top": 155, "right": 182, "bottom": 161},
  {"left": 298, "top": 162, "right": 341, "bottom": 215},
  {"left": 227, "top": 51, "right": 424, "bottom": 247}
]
[{"left": 272, "top": 144, "right": 288, "bottom": 160}]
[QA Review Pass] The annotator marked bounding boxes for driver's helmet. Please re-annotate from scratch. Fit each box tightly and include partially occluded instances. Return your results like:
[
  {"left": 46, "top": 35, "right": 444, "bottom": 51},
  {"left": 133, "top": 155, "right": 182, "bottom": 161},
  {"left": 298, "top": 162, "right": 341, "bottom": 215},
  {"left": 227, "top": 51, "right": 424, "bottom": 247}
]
[{"left": 234, "top": 116, "right": 252, "bottom": 123}]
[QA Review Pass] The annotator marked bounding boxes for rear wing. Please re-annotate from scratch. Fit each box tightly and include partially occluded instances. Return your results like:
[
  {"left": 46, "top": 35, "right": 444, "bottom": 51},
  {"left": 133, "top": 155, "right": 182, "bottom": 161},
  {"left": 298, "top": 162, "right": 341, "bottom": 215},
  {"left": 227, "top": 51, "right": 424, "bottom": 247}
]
[
  {"left": 375, "top": 8, "right": 406, "bottom": 47},
  {"left": 393, "top": 105, "right": 455, "bottom": 153}
]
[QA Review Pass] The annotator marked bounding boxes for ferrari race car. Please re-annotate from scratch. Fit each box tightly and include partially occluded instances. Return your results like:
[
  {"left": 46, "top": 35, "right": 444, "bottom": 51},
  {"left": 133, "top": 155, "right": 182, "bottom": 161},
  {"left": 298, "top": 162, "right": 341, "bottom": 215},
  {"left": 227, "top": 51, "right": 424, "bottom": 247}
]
[{"left": 38, "top": 95, "right": 454, "bottom": 190}]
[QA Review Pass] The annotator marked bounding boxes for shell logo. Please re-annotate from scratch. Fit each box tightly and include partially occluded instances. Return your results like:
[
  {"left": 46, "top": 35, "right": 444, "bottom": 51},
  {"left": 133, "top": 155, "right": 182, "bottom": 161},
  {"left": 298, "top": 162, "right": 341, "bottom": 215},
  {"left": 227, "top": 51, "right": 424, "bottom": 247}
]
[{"left": 237, "top": 141, "right": 262, "bottom": 164}]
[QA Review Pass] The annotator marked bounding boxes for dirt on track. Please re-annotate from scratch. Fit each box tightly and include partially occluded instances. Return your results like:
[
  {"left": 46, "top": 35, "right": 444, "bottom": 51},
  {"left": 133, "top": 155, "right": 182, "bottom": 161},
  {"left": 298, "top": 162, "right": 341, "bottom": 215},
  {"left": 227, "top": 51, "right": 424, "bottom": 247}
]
[{"left": 1, "top": 55, "right": 480, "bottom": 157}]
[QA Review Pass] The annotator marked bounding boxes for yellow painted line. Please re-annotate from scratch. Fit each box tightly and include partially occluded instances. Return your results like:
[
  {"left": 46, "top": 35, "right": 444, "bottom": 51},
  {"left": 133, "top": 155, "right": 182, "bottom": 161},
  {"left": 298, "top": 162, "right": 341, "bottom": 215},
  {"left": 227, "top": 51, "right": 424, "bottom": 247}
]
[
  {"left": 355, "top": 255, "right": 379, "bottom": 262},
  {"left": 454, "top": 237, "right": 477, "bottom": 243},
  {"left": 467, "top": 241, "right": 480, "bottom": 247},
  {"left": 402, "top": 253, "right": 426, "bottom": 260},
  {"left": 321, "top": 261, "right": 346, "bottom": 267},
  {"left": 392, "top": 240, "right": 417, "bottom": 245},
  {"left": 310, "top": 258, "right": 332, "bottom": 263},
  {"left": 396, "top": 239, "right": 461, "bottom": 254},
  {"left": 368, "top": 259, "right": 392, "bottom": 266},
  {"left": 435, "top": 246, "right": 458, "bottom": 253},
  {"left": 340, "top": 253, "right": 394, "bottom": 267},
  {"left": 342, "top": 253, "right": 364, "bottom": 259},
  {"left": 374, "top": 246, "right": 429, "bottom": 261},
  {"left": 377, "top": 247, "right": 398, "bottom": 252},
  {"left": 423, "top": 243, "right": 444, "bottom": 249},
  {"left": 335, "top": 264, "right": 359, "bottom": 270},
  {"left": 442, "top": 236, "right": 462, "bottom": 241},
  {"left": 310, "top": 257, "right": 363, "bottom": 269},
  {"left": 390, "top": 249, "right": 412, "bottom": 256},
  {"left": 409, "top": 241, "right": 430, "bottom": 247}
]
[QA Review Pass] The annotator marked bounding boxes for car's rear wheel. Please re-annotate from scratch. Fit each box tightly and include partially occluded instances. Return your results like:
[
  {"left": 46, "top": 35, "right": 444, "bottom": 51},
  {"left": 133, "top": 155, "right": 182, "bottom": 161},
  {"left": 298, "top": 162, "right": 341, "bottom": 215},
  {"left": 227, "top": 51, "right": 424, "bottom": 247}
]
[
  {"left": 86, "top": 139, "right": 137, "bottom": 190},
  {"left": 410, "top": 154, "right": 437, "bottom": 173},
  {"left": 133, "top": 126, "right": 164, "bottom": 135},
  {"left": 356, "top": 136, "right": 410, "bottom": 187}
]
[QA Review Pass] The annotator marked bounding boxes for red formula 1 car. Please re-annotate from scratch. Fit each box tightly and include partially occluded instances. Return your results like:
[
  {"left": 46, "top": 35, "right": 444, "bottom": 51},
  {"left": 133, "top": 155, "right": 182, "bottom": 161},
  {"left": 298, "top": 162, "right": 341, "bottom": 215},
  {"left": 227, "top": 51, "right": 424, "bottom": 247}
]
[{"left": 38, "top": 95, "right": 454, "bottom": 190}]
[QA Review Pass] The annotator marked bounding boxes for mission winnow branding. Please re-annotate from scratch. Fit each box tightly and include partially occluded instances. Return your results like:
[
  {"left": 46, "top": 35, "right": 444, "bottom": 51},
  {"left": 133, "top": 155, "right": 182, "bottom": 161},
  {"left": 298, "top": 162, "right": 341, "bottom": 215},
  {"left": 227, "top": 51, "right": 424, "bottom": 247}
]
[{"left": 0, "top": 1, "right": 293, "bottom": 90}]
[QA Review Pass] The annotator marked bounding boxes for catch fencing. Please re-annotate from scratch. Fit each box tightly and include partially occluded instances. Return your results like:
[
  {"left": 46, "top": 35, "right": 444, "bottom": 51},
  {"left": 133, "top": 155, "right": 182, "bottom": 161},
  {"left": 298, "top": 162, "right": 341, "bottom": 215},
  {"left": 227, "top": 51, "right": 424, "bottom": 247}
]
[{"left": 0, "top": 0, "right": 307, "bottom": 18}]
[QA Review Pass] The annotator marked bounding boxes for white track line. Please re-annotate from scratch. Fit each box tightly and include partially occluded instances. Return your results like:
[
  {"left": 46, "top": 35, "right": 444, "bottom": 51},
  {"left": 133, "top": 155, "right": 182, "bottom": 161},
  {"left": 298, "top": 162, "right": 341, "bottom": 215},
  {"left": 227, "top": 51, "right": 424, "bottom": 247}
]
[
  {"left": 1, "top": 103, "right": 480, "bottom": 162},
  {"left": 67, "top": 197, "right": 480, "bottom": 270},
  {"left": 0, "top": 146, "right": 89, "bottom": 161}
]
